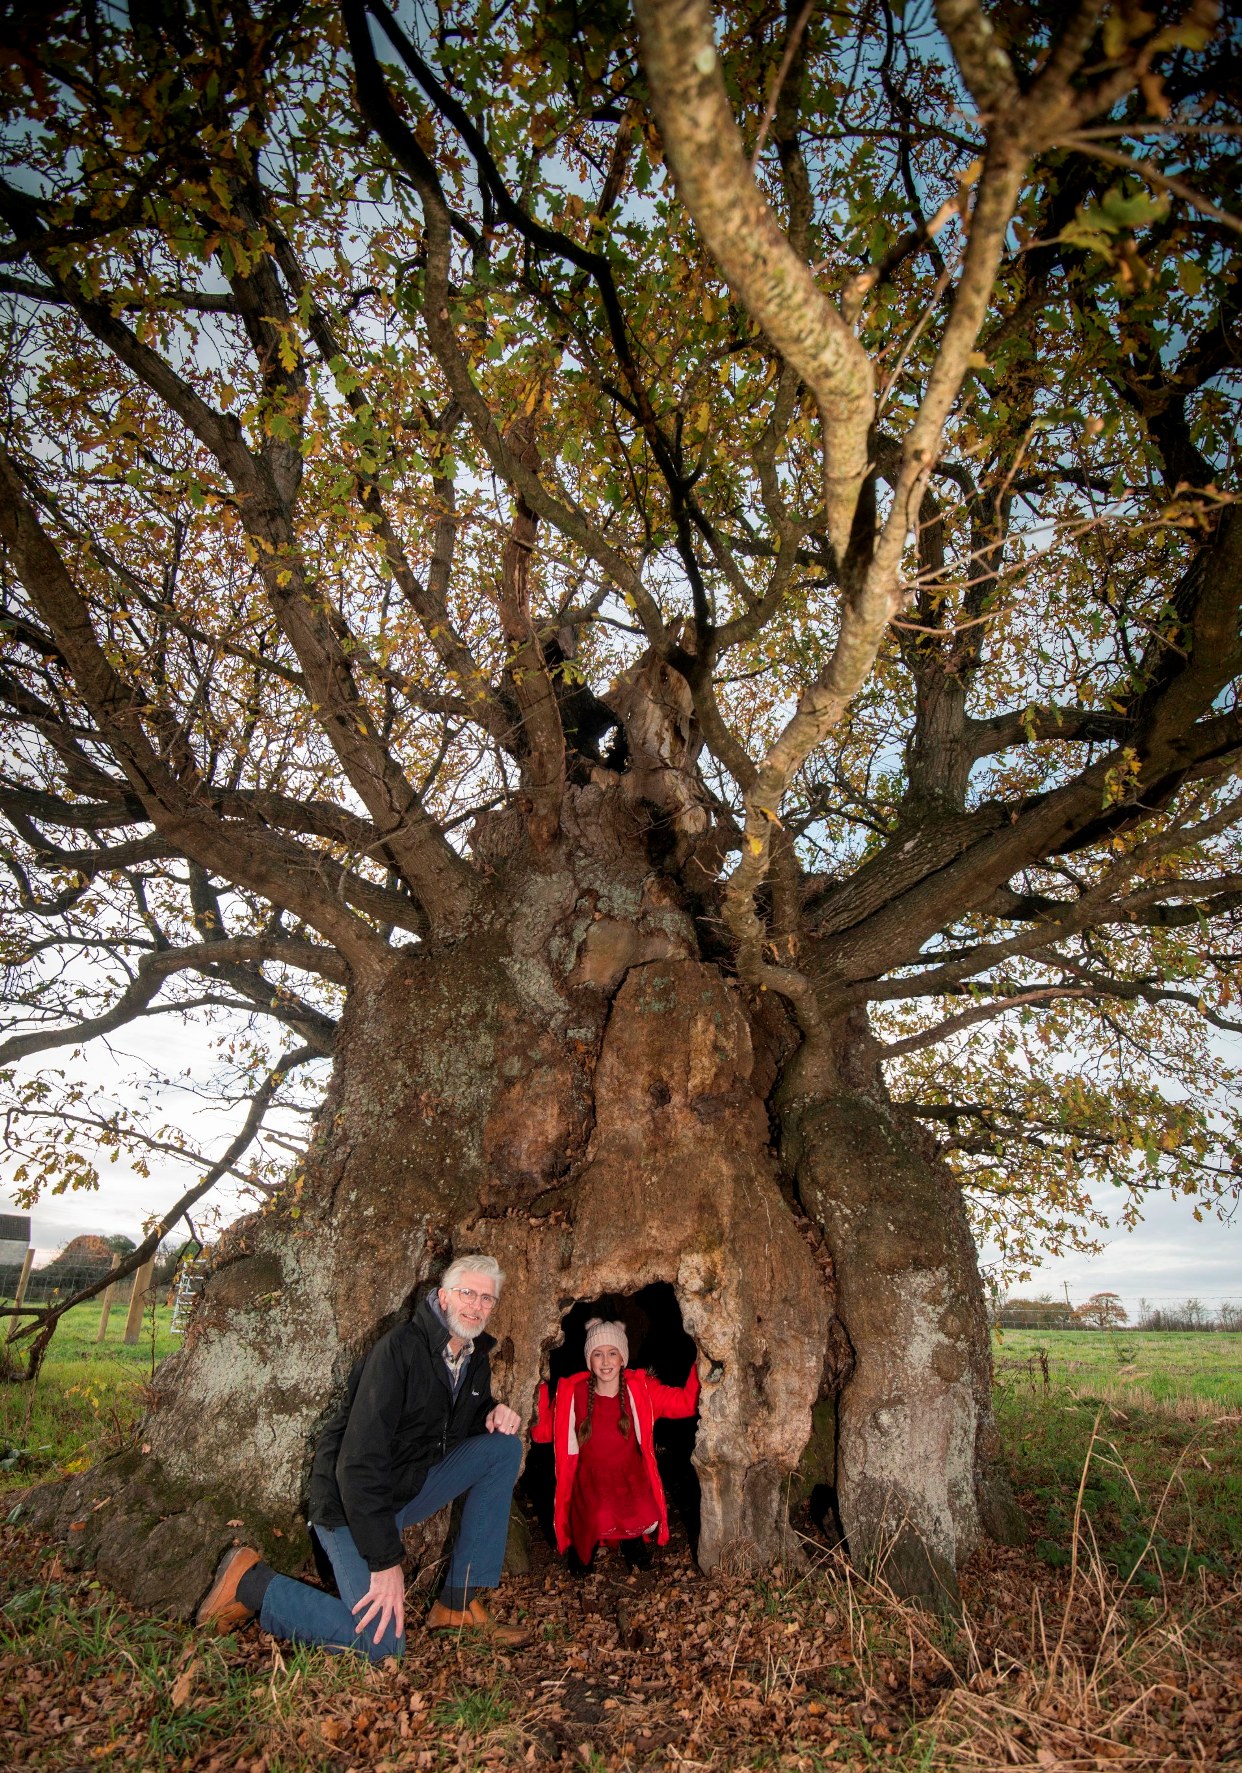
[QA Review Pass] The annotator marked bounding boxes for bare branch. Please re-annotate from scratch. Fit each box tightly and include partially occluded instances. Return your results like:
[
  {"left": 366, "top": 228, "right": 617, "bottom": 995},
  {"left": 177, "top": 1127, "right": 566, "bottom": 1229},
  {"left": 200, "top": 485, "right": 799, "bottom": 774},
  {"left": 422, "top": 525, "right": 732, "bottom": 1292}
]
[
  {"left": 881, "top": 984, "right": 1094, "bottom": 1057},
  {"left": 1, "top": 1044, "right": 318, "bottom": 1379},
  {"left": 860, "top": 786, "right": 1242, "bottom": 1009},
  {"left": 0, "top": 271, "right": 241, "bottom": 312},
  {"left": 2, "top": 179, "right": 478, "bottom": 931}
]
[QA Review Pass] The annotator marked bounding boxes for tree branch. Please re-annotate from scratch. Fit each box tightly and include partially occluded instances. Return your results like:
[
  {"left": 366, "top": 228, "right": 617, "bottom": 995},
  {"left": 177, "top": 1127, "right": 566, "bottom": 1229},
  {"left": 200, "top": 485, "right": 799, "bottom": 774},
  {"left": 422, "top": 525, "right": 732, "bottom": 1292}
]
[
  {"left": 0, "top": 931, "right": 342, "bottom": 1064},
  {"left": 0, "top": 1044, "right": 318, "bottom": 1380},
  {"left": 0, "top": 450, "right": 392, "bottom": 979},
  {"left": 634, "top": 0, "right": 874, "bottom": 567},
  {"left": 496, "top": 420, "right": 565, "bottom": 848},
  {"left": 858, "top": 786, "right": 1242, "bottom": 1008},
  {"left": 1059, "top": 134, "right": 1242, "bottom": 239},
  {"left": 933, "top": 0, "right": 1021, "bottom": 115},
  {"left": 880, "top": 984, "right": 1095, "bottom": 1057},
  {"left": 2, "top": 178, "right": 478, "bottom": 931}
]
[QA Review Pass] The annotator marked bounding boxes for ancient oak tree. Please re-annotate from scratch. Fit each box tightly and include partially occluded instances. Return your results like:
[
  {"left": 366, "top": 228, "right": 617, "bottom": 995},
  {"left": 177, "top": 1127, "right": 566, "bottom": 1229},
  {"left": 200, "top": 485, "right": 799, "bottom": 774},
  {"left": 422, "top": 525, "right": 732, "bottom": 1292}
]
[{"left": 0, "top": 0, "right": 1238, "bottom": 1608}]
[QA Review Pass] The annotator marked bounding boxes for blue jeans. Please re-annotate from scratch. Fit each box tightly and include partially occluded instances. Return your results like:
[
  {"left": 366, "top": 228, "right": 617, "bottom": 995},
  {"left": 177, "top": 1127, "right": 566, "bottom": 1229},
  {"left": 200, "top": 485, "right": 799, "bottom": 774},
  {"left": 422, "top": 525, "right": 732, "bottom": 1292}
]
[{"left": 259, "top": 1431, "right": 522, "bottom": 1661}]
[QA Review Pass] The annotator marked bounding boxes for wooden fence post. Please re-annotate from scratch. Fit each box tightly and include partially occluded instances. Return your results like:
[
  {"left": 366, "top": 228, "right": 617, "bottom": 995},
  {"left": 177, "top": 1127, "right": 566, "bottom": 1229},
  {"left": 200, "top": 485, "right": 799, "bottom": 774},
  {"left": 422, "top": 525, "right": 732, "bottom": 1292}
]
[
  {"left": 4, "top": 1247, "right": 35, "bottom": 1342},
  {"left": 122, "top": 1256, "right": 157, "bottom": 1346},
  {"left": 95, "top": 1254, "right": 122, "bottom": 1343}
]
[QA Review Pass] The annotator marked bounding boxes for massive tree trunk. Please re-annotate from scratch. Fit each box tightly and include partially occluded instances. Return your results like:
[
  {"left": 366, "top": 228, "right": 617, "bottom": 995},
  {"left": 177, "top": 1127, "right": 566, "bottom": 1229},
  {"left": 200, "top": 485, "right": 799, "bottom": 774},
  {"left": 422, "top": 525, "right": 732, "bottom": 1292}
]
[
  {"left": 20, "top": 795, "right": 820, "bottom": 1606},
  {"left": 2, "top": 478, "right": 1039, "bottom": 1612},
  {"left": 23, "top": 771, "right": 1019, "bottom": 1615}
]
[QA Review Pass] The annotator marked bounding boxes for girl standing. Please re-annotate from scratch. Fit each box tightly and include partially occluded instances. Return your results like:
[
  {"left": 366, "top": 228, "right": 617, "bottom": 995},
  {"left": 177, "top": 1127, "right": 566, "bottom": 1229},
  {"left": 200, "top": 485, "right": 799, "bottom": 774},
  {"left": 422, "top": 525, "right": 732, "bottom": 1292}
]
[{"left": 531, "top": 1317, "right": 700, "bottom": 1570}]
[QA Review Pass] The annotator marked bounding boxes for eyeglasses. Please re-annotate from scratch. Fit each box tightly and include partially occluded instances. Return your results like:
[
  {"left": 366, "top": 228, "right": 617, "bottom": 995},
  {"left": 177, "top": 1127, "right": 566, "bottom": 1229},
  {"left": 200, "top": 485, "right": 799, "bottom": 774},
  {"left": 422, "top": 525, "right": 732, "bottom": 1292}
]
[{"left": 451, "top": 1286, "right": 498, "bottom": 1309}]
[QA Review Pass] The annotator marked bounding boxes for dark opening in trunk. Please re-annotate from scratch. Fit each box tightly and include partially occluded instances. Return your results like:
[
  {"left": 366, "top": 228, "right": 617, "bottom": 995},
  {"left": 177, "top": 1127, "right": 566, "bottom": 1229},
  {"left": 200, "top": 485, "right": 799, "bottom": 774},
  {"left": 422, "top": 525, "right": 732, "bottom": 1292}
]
[{"left": 524, "top": 1281, "right": 701, "bottom": 1556}]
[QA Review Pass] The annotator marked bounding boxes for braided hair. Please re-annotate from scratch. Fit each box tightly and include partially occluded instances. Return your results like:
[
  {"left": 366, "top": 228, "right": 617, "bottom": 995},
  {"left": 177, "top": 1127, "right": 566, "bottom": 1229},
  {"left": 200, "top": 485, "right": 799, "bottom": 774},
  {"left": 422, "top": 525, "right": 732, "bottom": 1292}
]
[{"left": 577, "top": 1368, "right": 633, "bottom": 1445}]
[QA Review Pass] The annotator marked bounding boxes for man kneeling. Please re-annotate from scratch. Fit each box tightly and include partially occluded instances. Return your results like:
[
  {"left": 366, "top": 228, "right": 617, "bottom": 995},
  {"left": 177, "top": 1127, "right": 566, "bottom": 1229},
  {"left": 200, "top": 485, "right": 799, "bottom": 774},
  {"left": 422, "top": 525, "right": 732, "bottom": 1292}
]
[{"left": 195, "top": 1254, "right": 529, "bottom": 1656}]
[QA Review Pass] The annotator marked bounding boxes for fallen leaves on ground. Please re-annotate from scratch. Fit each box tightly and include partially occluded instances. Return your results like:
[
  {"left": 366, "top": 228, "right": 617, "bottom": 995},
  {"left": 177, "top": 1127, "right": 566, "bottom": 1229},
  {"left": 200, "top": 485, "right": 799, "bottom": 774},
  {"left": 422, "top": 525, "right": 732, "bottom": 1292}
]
[{"left": 1, "top": 1518, "right": 1238, "bottom": 1771}]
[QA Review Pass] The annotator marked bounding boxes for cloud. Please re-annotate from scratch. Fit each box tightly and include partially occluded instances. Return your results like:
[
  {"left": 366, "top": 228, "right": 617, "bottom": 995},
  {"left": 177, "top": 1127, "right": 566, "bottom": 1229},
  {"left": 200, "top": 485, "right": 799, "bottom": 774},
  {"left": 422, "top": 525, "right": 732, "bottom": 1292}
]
[{"left": 989, "top": 1185, "right": 1241, "bottom": 1316}]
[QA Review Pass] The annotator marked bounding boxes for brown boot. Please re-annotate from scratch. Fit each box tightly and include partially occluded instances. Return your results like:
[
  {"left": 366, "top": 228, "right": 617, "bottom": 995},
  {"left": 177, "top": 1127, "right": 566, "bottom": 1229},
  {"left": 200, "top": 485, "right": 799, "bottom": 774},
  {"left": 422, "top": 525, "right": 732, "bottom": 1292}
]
[
  {"left": 196, "top": 1545, "right": 263, "bottom": 1635},
  {"left": 426, "top": 1596, "right": 531, "bottom": 1648}
]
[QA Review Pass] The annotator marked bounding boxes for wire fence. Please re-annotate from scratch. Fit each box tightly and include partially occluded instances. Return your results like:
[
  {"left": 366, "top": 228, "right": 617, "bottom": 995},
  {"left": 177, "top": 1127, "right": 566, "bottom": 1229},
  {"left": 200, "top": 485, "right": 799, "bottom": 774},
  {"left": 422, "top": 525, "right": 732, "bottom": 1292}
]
[
  {"left": 0, "top": 1262, "right": 177, "bottom": 1308},
  {"left": 995, "top": 1296, "right": 1242, "bottom": 1331}
]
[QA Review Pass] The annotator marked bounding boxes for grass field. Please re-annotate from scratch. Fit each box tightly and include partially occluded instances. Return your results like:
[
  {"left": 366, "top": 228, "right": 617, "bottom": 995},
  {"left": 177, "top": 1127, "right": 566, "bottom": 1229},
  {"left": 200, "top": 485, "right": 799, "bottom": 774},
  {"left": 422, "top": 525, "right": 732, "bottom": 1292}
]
[
  {"left": 0, "top": 1301, "right": 179, "bottom": 1490},
  {"left": 993, "top": 1326, "right": 1242, "bottom": 1411},
  {"left": 0, "top": 1309, "right": 1238, "bottom": 1769},
  {"left": 989, "top": 1325, "right": 1241, "bottom": 1605}
]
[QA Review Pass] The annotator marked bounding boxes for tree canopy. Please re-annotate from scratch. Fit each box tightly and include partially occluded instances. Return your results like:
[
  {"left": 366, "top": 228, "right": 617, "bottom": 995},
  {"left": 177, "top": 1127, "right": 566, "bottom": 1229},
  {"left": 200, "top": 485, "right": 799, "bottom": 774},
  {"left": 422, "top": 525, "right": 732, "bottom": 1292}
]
[{"left": 1, "top": 0, "right": 1239, "bottom": 1284}]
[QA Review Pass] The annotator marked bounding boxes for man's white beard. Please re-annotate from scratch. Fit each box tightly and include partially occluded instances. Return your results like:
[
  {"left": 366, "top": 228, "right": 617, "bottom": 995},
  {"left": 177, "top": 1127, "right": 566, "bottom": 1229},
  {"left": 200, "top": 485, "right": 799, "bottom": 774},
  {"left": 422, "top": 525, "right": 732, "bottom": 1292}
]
[{"left": 444, "top": 1300, "right": 475, "bottom": 1342}]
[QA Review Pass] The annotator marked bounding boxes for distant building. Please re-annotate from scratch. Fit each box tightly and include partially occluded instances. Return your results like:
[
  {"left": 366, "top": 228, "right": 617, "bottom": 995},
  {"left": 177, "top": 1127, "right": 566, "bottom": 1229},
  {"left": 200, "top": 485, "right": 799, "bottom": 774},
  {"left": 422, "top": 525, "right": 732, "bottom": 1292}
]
[
  {"left": 0, "top": 1211, "right": 31, "bottom": 1270},
  {"left": 0, "top": 1212, "right": 32, "bottom": 1295}
]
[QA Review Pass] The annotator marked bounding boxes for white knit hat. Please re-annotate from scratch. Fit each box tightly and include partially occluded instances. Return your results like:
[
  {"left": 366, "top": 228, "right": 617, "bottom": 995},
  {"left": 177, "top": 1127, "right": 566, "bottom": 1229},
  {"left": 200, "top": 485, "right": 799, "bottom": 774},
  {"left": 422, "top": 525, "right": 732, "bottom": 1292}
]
[{"left": 583, "top": 1317, "right": 628, "bottom": 1366}]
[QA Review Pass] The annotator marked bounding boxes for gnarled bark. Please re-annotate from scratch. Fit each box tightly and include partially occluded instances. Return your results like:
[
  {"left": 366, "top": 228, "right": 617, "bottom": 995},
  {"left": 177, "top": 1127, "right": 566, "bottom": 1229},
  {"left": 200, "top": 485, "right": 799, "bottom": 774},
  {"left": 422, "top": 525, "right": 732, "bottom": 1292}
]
[{"left": 779, "top": 1024, "right": 1023, "bottom": 1611}]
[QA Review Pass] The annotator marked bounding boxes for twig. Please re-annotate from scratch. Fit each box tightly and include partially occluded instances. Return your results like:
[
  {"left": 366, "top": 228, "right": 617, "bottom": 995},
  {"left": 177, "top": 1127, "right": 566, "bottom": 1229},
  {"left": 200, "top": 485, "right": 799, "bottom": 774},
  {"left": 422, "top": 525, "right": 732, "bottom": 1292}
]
[
  {"left": 750, "top": 1, "right": 816, "bottom": 170},
  {"left": 0, "top": 1044, "right": 314, "bottom": 1379},
  {"left": 1059, "top": 134, "right": 1242, "bottom": 238},
  {"left": 890, "top": 606, "right": 1012, "bottom": 637}
]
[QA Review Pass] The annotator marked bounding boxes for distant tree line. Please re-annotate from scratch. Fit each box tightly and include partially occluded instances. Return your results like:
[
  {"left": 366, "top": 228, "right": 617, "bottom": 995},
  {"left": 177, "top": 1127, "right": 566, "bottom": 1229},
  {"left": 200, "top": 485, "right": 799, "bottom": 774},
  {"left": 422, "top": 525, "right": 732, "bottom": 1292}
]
[
  {"left": 997, "top": 1292, "right": 1241, "bottom": 1332},
  {"left": 1135, "top": 1297, "right": 1242, "bottom": 1332}
]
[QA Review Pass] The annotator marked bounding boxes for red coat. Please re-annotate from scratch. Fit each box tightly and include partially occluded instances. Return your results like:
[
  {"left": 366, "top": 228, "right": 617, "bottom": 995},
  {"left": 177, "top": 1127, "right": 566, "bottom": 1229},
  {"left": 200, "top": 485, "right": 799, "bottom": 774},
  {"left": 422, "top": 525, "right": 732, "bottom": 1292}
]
[{"left": 531, "top": 1365, "right": 700, "bottom": 1555}]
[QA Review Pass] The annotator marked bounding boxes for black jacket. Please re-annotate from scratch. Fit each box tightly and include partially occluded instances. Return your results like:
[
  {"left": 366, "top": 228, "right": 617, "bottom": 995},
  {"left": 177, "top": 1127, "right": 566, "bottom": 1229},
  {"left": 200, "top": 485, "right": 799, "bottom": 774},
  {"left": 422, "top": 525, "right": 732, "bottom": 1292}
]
[{"left": 307, "top": 1293, "right": 496, "bottom": 1570}]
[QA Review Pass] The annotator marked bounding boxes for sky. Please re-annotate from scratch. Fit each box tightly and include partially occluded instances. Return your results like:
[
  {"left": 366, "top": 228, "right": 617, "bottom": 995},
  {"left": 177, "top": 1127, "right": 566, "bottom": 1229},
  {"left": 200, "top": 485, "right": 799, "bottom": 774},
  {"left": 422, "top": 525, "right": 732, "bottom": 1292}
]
[
  {"left": 0, "top": 1015, "right": 293, "bottom": 1262},
  {"left": 977, "top": 1187, "right": 1240, "bottom": 1321}
]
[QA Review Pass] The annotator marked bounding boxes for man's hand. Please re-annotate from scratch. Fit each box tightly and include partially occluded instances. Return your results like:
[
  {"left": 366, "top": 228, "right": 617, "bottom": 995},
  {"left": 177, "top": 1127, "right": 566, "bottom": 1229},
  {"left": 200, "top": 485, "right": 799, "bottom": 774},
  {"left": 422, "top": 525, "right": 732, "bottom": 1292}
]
[
  {"left": 486, "top": 1403, "right": 520, "bottom": 1434},
  {"left": 352, "top": 1564, "right": 405, "bottom": 1646}
]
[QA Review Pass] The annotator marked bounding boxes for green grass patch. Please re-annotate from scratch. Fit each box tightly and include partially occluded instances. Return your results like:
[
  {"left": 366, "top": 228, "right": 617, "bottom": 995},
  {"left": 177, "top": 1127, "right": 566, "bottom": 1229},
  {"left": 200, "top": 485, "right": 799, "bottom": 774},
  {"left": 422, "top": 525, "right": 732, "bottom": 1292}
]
[
  {"left": 431, "top": 1675, "right": 512, "bottom": 1732},
  {"left": 993, "top": 1326, "right": 1242, "bottom": 1410},
  {"left": 994, "top": 1326, "right": 1241, "bottom": 1582},
  {"left": 0, "top": 1301, "right": 178, "bottom": 1492},
  {"left": 996, "top": 1380, "right": 1242, "bottom": 1582}
]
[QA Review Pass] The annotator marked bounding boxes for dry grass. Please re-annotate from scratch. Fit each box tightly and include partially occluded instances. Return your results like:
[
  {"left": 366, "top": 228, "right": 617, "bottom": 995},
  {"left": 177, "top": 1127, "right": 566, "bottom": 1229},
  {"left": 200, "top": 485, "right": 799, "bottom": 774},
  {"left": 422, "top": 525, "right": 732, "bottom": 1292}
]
[
  {"left": 3, "top": 1386, "right": 1239, "bottom": 1769},
  {"left": 1072, "top": 1384, "right": 1240, "bottom": 1424},
  {"left": 914, "top": 1416, "right": 1241, "bottom": 1768}
]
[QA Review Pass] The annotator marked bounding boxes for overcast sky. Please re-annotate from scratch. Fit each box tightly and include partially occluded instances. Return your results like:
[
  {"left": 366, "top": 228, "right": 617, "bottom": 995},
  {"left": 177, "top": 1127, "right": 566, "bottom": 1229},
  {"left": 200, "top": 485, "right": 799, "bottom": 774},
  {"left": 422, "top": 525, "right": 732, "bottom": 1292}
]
[
  {"left": 1, "top": 1015, "right": 282, "bottom": 1262},
  {"left": 977, "top": 1188, "right": 1240, "bottom": 1320}
]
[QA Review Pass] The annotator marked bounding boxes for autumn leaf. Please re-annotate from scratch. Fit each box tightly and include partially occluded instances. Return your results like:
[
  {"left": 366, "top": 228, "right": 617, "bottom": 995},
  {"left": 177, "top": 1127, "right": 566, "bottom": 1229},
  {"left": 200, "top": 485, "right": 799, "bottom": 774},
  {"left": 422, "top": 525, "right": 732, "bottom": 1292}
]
[{"left": 169, "top": 1657, "right": 200, "bottom": 1711}]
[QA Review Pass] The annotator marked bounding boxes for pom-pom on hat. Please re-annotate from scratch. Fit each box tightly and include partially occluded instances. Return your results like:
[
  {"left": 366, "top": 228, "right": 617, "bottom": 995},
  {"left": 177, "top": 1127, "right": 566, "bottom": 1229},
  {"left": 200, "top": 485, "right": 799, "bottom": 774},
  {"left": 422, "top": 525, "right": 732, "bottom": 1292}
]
[{"left": 583, "top": 1317, "right": 628, "bottom": 1367}]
